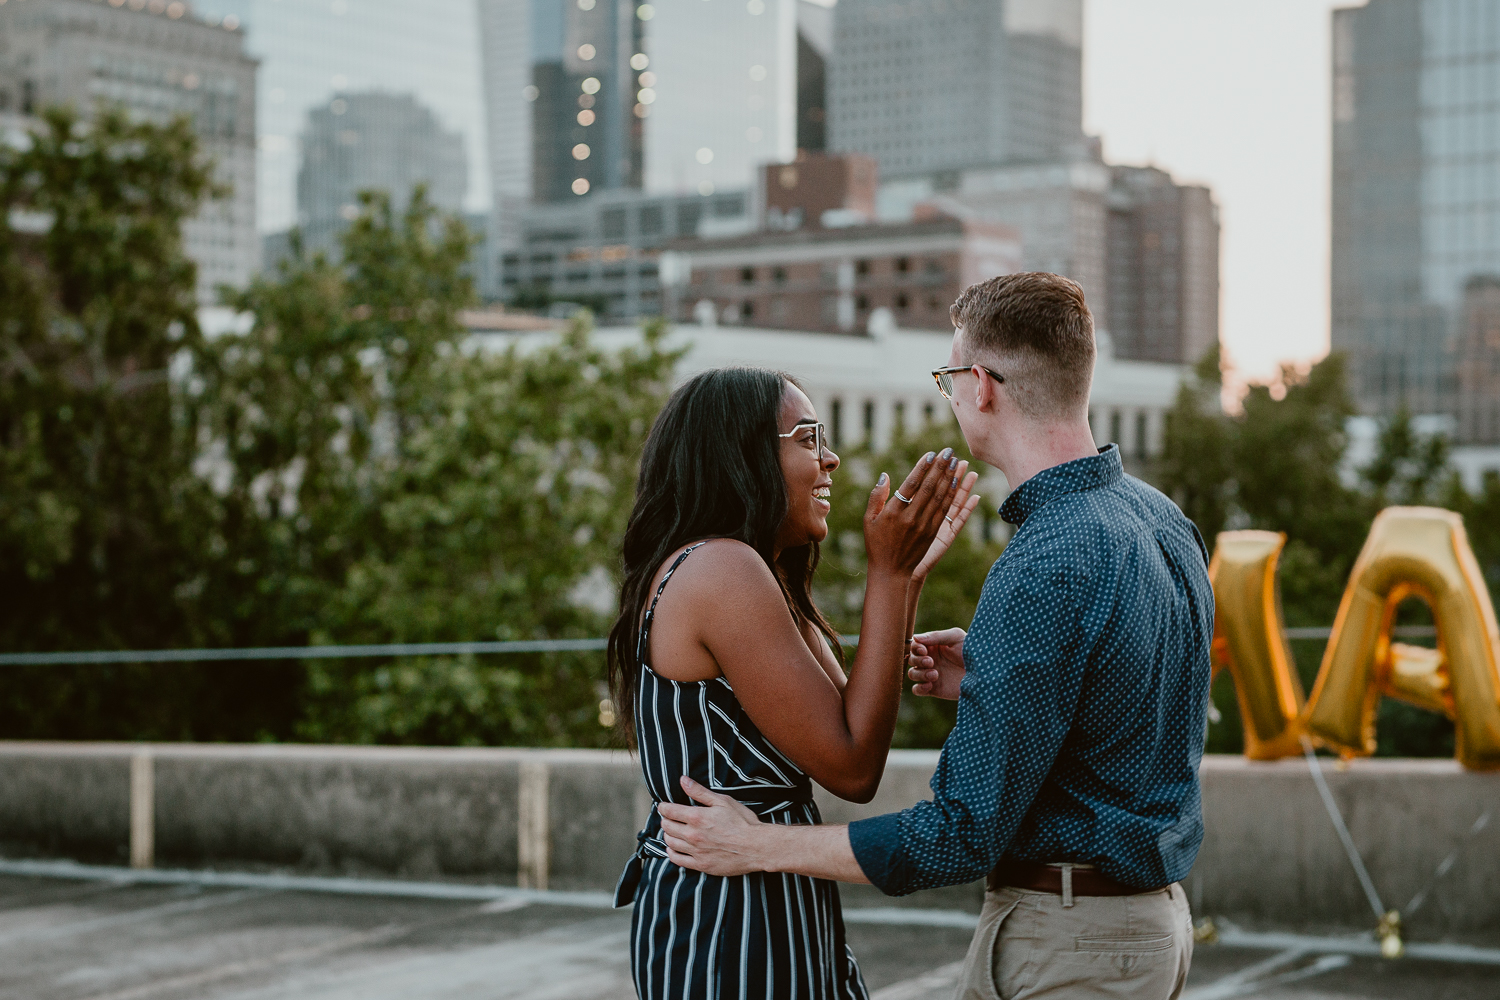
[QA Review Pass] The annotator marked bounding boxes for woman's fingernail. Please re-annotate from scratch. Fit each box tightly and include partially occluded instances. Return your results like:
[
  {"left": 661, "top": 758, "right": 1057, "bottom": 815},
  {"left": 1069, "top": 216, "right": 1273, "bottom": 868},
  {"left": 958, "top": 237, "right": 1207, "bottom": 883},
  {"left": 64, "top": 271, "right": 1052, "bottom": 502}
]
[
  {"left": 939, "top": 447, "right": 953, "bottom": 460},
  {"left": 878, "top": 472, "right": 888, "bottom": 486},
  {"left": 948, "top": 456, "right": 958, "bottom": 470},
  {"left": 925, "top": 451, "right": 936, "bottom": 464},
  {"left": 952, "top": 477, "right": 958, "bottom": 488}
]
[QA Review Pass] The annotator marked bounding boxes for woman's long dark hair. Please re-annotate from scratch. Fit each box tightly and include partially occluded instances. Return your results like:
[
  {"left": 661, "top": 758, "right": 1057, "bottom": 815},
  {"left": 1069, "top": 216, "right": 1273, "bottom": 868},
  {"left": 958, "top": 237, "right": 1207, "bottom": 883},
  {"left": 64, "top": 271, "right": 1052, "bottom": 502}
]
[{"left": 607, "top": 367, "right": 842, "bottom": 743}]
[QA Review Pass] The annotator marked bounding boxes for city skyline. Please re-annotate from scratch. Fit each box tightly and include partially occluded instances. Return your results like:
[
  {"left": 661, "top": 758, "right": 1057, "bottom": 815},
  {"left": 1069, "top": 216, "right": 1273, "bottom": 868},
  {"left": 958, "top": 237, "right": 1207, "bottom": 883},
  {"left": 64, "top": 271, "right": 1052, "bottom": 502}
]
[{"left": 53, "top": 0, "right": 1357, "bottom": 388}]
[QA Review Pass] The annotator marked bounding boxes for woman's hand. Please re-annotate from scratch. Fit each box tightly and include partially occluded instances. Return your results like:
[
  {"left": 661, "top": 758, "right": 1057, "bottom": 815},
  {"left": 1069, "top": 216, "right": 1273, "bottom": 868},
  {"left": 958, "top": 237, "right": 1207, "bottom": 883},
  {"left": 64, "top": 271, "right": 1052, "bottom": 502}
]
[
  {"left": 863, "top": 449, "right": 962, "bottom": 578},
  {"left": 913, "top": 464, "right": 981, "bottom": 582}
]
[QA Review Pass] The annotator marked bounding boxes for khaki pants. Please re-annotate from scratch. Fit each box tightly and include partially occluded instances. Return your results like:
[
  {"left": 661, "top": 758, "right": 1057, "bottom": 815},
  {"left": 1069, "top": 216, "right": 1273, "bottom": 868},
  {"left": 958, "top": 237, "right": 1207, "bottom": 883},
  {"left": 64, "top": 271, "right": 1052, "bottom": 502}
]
[{"left": 955, "top": 884, "right": 1193, "bottom": 1000}]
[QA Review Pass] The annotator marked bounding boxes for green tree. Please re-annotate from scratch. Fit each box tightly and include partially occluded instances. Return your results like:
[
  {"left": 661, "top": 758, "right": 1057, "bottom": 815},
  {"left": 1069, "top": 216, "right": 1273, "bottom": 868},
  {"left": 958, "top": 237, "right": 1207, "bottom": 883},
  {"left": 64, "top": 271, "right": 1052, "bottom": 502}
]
[
  {"left": 1158, "top": 346, "right": 1233, "bottom": 542},
  {"left": 1159, "top": 350, "right": 1470, "bottom": 757},
  {"left": 192, "top": 191, "right": 681, "bottom": 746},
  {"left": 0, "top": 107, "right": 229, "bottom": 738}
]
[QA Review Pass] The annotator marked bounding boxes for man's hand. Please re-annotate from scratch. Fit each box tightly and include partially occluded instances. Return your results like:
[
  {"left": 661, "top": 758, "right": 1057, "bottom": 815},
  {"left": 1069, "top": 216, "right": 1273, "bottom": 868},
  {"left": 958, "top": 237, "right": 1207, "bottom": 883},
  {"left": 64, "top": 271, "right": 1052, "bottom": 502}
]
[
  {"left": 657, "top": 776, "right": 771, "bottom": 877},
  {"left": 907, "top": 627, "right": 967, "bottom": 700}
]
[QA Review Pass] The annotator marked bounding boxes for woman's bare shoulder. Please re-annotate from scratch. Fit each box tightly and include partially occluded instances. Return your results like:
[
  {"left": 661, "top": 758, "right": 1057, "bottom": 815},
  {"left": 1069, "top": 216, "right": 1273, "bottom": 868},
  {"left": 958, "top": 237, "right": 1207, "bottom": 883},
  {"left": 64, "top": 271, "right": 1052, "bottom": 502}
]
[{"left": 651, "top": 537, "right": 778, "bottom": 596}]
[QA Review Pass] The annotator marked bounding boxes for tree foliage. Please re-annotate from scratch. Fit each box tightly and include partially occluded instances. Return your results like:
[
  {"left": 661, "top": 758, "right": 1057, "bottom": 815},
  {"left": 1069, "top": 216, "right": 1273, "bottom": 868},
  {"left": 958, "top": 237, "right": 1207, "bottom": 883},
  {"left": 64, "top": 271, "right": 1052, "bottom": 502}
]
[
  {"left": 1158, "top": 349, "right": 1494, "bottom": 758},
  {"left": 0, "top": 111, "right": 679, "bottom": 745}
]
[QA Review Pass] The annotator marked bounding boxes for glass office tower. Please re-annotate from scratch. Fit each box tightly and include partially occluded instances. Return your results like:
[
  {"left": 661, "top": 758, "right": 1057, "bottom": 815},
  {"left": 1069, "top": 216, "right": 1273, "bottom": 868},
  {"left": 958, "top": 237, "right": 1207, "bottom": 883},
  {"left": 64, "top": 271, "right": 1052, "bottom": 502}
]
[
  {"left": 828, "top": 0, "right": 1084, "bottom": 179},
  {"left": 1332, "top": 0, "right": 1500, "bottom": 441},
  {"left": 480, "top": 0, "right": 643, "bottom": 208},
  {"left": 195, "top": 0, "right": 489, "bottom": 234}
]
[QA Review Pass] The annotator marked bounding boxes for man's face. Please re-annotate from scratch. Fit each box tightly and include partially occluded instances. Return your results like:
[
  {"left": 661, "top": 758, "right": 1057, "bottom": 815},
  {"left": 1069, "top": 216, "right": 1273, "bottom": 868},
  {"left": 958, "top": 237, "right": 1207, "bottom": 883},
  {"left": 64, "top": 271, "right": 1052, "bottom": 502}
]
[{"left": 946, "top": 327, "right": 981, "bottom": 446}]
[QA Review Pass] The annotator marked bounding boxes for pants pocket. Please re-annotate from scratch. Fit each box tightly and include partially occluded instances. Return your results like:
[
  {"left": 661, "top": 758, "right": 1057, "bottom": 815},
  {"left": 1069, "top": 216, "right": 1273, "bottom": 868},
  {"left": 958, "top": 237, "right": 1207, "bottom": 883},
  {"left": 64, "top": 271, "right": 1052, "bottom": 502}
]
[
  {"left": 1072, "top": 934, "right": 1177, "bottom": 955},
  {"left": 957, "top": 890, "right": 1023, "bottom": 1000}
]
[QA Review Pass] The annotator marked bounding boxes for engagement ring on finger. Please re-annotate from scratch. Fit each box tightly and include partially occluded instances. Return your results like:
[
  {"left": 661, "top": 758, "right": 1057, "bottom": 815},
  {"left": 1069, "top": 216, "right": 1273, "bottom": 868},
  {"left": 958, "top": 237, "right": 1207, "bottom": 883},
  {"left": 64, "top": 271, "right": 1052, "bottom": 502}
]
[
  {"left": 893, "top": 490, "right": 913, "bottom": 503},
  {"left": 944, "top": 515, "right": 953, "bottom": 523}
]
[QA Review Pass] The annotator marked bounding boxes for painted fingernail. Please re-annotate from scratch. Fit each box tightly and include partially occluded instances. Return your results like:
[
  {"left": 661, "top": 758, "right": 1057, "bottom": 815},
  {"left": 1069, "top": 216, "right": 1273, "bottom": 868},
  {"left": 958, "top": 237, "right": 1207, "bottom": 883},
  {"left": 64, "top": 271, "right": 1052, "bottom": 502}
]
[
  {"left": 939, "top": 447, "right": 953, "bottom": 460},
  {"left": 925, "top": 451, "right": 935, "bottom": 464},
  {"left": 952, "top": 477, "right": 958, "bottom": 488},
  {"left": 948, "top": 456, "right": 958, "bottom": 470},
  {"left": 878, "top": 472, "right": 888, "bottom": 486}
]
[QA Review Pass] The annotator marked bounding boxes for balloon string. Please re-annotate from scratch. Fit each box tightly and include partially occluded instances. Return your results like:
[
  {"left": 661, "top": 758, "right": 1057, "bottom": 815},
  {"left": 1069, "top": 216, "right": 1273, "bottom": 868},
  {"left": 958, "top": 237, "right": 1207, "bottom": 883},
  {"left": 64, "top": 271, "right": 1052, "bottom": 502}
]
[
  {"left": 1403, "top": 810, "right": 1490, "bottom": 920},
  {"left": 1300, "top": 736, "right": 1387, "bottom": 922}
]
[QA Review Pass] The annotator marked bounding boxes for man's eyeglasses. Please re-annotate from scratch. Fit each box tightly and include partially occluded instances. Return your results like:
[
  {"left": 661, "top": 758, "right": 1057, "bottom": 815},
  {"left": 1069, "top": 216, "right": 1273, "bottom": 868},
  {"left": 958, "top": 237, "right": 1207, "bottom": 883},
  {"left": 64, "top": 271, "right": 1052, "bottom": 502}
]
[
  {"left": 931, "top": 365, "right": 1005, "bottom": 401},
  {"left": 777, "top": 421, "right": 828, "bottom": 460}
]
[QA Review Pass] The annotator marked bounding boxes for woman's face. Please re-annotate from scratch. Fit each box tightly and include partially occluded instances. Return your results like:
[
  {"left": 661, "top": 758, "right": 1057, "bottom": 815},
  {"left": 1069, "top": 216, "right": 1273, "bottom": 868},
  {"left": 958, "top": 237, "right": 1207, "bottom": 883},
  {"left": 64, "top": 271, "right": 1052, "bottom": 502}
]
[{"left": 776, "top": 382, "right": 840, "bottom": 551}]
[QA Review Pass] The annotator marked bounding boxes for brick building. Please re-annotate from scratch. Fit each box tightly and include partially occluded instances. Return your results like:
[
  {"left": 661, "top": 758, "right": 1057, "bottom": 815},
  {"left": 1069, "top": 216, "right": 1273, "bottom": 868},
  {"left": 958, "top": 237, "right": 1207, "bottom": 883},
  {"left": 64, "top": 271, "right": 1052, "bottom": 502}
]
[{"left": 669, "top": 214, "right": 1022, "bottom": 333}]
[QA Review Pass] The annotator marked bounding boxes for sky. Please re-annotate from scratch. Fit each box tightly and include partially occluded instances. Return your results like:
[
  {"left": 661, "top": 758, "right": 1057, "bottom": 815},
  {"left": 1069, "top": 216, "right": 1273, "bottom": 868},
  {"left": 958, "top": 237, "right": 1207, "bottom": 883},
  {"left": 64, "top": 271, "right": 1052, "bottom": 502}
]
[{"left": 1083, "top": 0, "right": 1359, "bottom": 385}]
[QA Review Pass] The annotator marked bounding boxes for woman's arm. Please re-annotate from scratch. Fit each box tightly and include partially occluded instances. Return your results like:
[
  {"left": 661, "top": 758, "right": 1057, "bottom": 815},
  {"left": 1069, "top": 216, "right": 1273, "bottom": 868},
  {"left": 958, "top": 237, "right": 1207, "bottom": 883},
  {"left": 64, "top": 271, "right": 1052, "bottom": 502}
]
[{"left": 681, "top": 453, "right": 958, "bottom": 802}]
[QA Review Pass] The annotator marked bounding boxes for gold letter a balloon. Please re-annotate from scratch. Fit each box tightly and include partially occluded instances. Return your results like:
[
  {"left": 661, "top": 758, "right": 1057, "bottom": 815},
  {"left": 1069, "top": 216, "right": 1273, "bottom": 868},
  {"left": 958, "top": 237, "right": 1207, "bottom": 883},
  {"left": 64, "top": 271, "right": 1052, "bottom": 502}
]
[{"left": 1209, "top": 508, "right": 1500, "bottom": 771}]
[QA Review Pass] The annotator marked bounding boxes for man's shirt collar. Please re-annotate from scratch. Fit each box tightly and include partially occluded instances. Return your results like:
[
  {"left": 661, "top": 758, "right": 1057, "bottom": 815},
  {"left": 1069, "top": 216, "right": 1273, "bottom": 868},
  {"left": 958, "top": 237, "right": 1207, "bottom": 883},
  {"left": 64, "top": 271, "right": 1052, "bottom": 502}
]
[{"left": 999, "top": 444, "right": 1124, "bottom": 526}]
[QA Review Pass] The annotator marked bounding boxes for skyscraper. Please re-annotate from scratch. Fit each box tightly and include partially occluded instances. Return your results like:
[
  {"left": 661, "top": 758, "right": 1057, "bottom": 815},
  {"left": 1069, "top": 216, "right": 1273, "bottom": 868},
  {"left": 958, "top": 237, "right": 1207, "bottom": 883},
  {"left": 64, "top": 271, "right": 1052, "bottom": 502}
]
[
  {"left": 480, "top": 0, "right": 797, "bottom": 213},
  {"left": 637, "top": 0, "right": 797, "bottom": 197},
  {"left": 297, "top": 92, "right": 467, "bottom": 253},
  {"left": 1106, "top": 166, "right": 1220, "bottom": 366},
  {"left": 478, "top": 0, "right": 643, "bottom": 211},
  {"left": 194, "top": 0, "right": 488, "bottom": 235},
  {"left": 0, "top": 0, "right": 258, "bottom": 303},
  {"left": 1332, "top": 0, "right": 1500, "bottom": 438},
  {"left": 827, "top": 0, "right": 1084, "bottom": 179}
]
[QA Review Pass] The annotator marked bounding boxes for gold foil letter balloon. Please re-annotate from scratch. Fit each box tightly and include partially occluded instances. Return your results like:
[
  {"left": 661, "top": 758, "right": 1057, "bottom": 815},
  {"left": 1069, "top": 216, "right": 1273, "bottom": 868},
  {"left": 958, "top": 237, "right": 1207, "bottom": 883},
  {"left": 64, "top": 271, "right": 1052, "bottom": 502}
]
[
  {"left": 1303, "top": 507, "right": 1500, "bottom": 770},
  {"left": 1207, "top": 531, "right": 1307, "bottom": 759},
  {"left": 1209, "top": 509, "right": 1500, "bottom": 770}
]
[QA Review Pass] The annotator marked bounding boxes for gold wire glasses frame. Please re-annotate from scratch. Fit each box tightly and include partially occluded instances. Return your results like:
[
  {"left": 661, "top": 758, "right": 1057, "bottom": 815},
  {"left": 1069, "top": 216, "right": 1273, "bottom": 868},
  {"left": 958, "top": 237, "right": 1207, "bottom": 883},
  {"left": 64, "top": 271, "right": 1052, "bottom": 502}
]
[
  {"left": 777, "top": 421, "right": 828, "bottom": 460},
  {"left": 931, "top": 364, "right": 1005, "bottom": 400}
]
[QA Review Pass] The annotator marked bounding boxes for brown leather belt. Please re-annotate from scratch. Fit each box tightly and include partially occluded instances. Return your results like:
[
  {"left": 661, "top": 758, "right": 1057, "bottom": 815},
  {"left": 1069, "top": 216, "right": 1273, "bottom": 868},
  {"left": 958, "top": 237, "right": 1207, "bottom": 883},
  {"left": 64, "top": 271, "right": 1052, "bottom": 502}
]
[{"left": 988, "top": 861, "right": 1165, "bottom": 898}]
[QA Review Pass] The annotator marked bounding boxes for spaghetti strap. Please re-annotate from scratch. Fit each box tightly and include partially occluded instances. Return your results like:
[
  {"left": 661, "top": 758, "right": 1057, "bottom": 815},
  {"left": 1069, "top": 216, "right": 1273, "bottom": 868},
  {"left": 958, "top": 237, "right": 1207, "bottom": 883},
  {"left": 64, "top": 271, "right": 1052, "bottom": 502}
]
[{"left": 635, "top": 542, "right": 706, "bottom": 664}]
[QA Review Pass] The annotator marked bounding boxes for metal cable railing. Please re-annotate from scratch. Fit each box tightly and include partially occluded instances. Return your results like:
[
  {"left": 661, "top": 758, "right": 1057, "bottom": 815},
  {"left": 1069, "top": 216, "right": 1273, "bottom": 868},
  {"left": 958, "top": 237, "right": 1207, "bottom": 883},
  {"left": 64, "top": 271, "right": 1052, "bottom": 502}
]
[{"left": 0, "top": 627, "right": 1437, "bottom": 667}]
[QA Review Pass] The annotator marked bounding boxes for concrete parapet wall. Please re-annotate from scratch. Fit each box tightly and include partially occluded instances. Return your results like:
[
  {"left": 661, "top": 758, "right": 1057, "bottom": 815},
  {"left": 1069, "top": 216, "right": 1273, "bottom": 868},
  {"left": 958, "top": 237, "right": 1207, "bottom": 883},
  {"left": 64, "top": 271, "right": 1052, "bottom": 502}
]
[{"left": 0, "top": 743, "right": 1496, "bottom": 934}]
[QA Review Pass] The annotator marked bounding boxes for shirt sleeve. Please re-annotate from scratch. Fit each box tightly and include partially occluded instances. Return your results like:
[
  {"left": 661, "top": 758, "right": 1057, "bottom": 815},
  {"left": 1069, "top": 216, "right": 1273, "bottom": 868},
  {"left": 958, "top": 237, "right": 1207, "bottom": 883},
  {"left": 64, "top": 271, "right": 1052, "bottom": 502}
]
[{"left": 849, "top": 562, "right": 1088, "bottom": 896}]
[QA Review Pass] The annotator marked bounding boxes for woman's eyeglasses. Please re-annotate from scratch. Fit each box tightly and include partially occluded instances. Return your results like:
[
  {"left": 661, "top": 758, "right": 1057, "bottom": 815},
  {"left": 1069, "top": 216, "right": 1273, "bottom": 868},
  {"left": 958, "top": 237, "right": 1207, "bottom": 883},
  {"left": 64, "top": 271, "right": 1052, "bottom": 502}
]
[
  {"left": 931, "top": 364, "right": 1005, "bottom": 400},
  {"left": 777, "top": 421, "right": 828, "bottom": 460}
]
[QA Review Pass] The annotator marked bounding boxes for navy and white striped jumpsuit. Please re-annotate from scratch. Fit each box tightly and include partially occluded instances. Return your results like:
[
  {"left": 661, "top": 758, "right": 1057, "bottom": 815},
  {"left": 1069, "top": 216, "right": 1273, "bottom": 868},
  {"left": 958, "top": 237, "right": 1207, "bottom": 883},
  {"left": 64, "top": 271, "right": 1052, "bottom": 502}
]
[{"left": 614, "top": 544, "right": 870, "bottom": 1000}]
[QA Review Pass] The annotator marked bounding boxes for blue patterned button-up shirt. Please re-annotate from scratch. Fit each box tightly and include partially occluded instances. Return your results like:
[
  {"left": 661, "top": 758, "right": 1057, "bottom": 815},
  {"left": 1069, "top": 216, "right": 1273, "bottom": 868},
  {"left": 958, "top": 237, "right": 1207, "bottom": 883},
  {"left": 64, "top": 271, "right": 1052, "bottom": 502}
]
[{"left": 849, "top": 445, "right": 1214, "bottom": 894}]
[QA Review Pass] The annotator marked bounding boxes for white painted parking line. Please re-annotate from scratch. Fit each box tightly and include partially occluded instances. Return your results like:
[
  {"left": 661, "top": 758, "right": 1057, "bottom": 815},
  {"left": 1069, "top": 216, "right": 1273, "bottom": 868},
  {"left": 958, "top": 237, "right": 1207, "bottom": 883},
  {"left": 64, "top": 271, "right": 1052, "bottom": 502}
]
[
  {"left": 1214, "top": 926, "right": 1500, "bottom": 966},
  {"left": 0, "top": 888, "right": 265, "bottom": 949},
  {"left": 1184, "top": 949, "right": 1311, "bottom": 1000},
  {"left": 207, "top": 916, "right": 635, "bottom": 1000},
  {"left": 0, "top": 858, "right": 615, "bottom": 910},
  {"left": 75, "top": 921, "right": 416, "bottom": 1000},
  {"left": 869, "top": 959, "right": 967, "bottom": 1000},
  {"left": 844, "top": 908, "right": 979, "bottom": 929}
]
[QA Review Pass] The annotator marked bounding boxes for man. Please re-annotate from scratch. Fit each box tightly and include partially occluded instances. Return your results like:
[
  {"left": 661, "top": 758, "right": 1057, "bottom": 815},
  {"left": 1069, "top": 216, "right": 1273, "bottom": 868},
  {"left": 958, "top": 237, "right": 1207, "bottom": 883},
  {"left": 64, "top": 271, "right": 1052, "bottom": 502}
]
[{"left": 657, "top": 272, "right": 1214, "bottom": 999}]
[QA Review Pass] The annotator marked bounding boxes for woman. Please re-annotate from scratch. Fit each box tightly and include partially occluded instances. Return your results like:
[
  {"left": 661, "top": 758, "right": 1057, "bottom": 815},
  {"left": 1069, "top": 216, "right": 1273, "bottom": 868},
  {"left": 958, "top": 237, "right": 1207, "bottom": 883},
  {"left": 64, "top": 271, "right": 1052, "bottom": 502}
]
[{"left": 609, "top": 367, "right": 981, "bottom": 1000}]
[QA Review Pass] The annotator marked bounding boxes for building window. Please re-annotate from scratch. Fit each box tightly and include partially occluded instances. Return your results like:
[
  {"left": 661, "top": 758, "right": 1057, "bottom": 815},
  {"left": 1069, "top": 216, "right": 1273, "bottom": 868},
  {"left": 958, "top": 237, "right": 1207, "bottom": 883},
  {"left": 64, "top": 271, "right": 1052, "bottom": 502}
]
[
  {"left": 602, "top": 208, "right": 627, "bottom": 240},
  {"left": 1136, "top": 412, "right": 1149, "bottom": 459},
  {"left": 894, "top": 400, "right": 906, "bottom": 436},
  {"left": 856, "top": 259, "right": 871, "bottom": 279},
  {"left": 863, "top": 399, "right": 875, "bottom": 444},
  {"left": 1110, "top": 410, "right": 1122, "bottom": 446},
  {"left": 855, "top": 294, "right": 869, "bottom": 310},
  {"left": 895, "top": 292, "right": 909, "bottom": 310},
  {"left": 640, "top": 205, "right": 664, "bottom": 236},
  {"left": 741, "top": 266, "right": 755, "bottom": 284},
  {"left": 895, "top": 256, "right": 910, "bottom": 273},
  {"left": 831, "top": 398, "right": 844, "bottom": 447},
  {"left": 741, "top": 300, "right": 755, "bottom": 320},
  {"left": 772, "top": 266, "right": 787, "bottom": 284}
]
